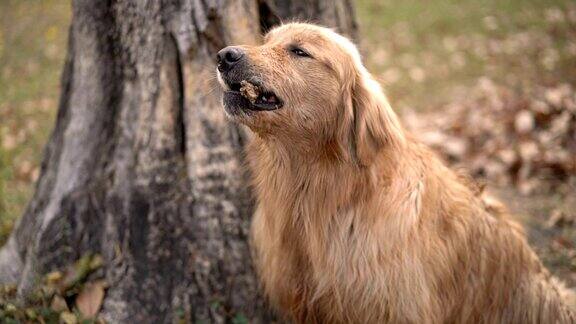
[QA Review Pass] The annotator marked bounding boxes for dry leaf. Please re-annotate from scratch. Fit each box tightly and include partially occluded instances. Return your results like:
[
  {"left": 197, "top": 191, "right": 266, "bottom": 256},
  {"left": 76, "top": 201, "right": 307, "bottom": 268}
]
[
  {"left": 2, "top": 134, "right": 17, "bottom": 150},
  {"left": 17, "top": 160, "right": 33, "bottom": 180},
  {"left": 546, "top": 210, "right": 575, "bottom": 228},
  {"left": 497, "top": 149, "right": 518, "bottom": 166},
  {"left": 545, "top": 86, "right": 566, "bottom": 106},
  {"left": 403, "top": 81, "right": 575, "bottom": 191},
  {"left": 51, "top": 295, "right": 69, "bottom": 312},
  {"left": 444, "top": 138, "right": 467, "bottom": 158},
  {"left": 518, "top": 179, "right": 538, "bottom": 195},
  {"left": 31, "top": 167, "right": 40, "bottom": 182},
  {"left": 45, "top": 270, "right": 63, "bottom": 284},
  {"left": 408, "top": 67, "right": 426, "bottom": 82},
  {"left": 419, "top": 130, "right": 447, "bottom": 146},
  {"left": 381, "top": 68, "right": 401, "bottom": 84},
  {"left": 514, "top": 110, "right": 535, "bottom": 134},
  {"left": 519, "top": 142, "right": 539, "bottom": 161},
  {"left": 60, "top": 311, "right": 78, "bottom": 324},
  {"left": 75, "top": 280, "right": 106, "bottom": 318}
]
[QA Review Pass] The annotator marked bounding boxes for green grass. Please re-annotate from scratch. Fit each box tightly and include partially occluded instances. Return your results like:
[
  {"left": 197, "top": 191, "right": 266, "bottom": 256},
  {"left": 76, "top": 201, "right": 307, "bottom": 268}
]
[
  {"left": 356, "top": 0, "right": 576, "bottom": 111},
  {"left": 0, "top": 0, "right": 71, "bottom": 244}
]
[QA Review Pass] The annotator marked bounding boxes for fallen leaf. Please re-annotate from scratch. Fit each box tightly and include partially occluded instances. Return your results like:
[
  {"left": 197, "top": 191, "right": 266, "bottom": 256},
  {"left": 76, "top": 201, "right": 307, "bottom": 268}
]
[
  {"left": 403, "top": 81, "right": 575, "bottom": 192},
  {"left": 25, "top": 308, "right": 37, "bottom": 320},
  {"left": 31, "top": 167, "right": 40, "bottom": 182},
  {"left": 16, "top": 160, "right": 33, "bottom": 180},
  {"left": 51, "top": 295, "right": 69, "bottom": 312},
  {"left": 483, "top": 16, "right": 499, "bottom": 30},
  {"left": 519, "top": 141, "right": 539, "bottom": 161},
  {"left": 2, "top": 134, "right": 17, "bottom": 150},
  {"left": 45, "top": 271, "right": 63, "bottom": 284},
  {"left": 408, "top": 67, "right": 426, "bottom": 82},
  {"left": 89, "top": 254, "right": 104, "bottom": 270},
  {"left": 60, "top": 311, "right": 78, "bottom": 324},
  {"left": 75, "top": 280, "right": 105, "bottom": 318},
  {"left": 444, "top": 138, "right": 467, "bottom": 158},
  {"left": 515, "top": 110, "right": 535, "bottom": 134},
  {"left": 546, "top": 210, "right": 575, "bottom": 228}
]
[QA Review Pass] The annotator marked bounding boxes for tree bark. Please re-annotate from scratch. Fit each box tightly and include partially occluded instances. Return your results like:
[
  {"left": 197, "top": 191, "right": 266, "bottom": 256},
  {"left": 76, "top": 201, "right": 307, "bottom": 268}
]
[{"left": 0, "top": 0, "right": 356, "bottom": 322}]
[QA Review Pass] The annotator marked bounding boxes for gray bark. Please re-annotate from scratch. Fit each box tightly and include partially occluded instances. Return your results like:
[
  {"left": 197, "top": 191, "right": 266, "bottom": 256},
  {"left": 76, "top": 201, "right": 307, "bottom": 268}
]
[{"left": 0, "top": 0, "right": 356, "bottom": 322}]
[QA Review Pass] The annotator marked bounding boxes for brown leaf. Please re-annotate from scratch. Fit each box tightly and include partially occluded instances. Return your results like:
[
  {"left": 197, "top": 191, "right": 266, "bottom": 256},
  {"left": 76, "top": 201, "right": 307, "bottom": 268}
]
[
  {"left": 16, "top": 160, "right": 33, "bottom": 181},
  {"left": 546, "top": 209, "right": 575, "bottom": 228},
  {"left": 1, "top": 133, "right": 17, "bottom": 150},
  {"left": 545, "top": 86, "right": 567, "bottom": 107},
  {"left": 75, "top": 280, "right": 105, "bottom": 319},
  {"left": 45, "top": 271, "right": 63, "bottom": 285},
  {"left": 31, "top": 167, "right": 40, "bottom": 182},
  {"left": 402, "top": 80, "right": 576, "bottom": 191},
  {"left": 518, "top": 179, "right": 538, "bottom": 195},
  {"left": 60, "top": 311, "right": 78, "bottom": 324},
  {"left": 518, "top": 141, "right": 539, "bottom": 161},
  {"left": 514, "top": 110, "right": 535, "bottom": 134},
  {"left": 444, "top": 138, "right": 467, "bottom": 158},
  {"left": 497, "top": 149, "right": 518, "bottom": 166},
  {"left": 51, "top": 295, "right": 69, "bottom": 313},
  {"left": 408, "top": 67, "right": 426, "bottom": 82}
]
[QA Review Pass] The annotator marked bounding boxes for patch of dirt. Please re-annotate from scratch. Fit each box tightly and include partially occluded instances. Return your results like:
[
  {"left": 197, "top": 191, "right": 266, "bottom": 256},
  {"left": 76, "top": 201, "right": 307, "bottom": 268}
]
[{"left": 493, "top": 186, "right": 576, "bottom": 288}]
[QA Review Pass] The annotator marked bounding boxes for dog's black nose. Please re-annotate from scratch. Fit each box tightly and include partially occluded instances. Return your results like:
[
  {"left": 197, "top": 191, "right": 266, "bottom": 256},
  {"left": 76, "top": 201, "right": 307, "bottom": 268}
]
[{"left": 217, "top": 47, "right": 245, "bottom": 72}]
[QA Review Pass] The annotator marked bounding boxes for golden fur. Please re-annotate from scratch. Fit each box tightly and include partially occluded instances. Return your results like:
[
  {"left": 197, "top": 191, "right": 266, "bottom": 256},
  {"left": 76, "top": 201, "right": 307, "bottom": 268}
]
[{"left": 219, "top": 23, "right": 576, "bottom": 323}]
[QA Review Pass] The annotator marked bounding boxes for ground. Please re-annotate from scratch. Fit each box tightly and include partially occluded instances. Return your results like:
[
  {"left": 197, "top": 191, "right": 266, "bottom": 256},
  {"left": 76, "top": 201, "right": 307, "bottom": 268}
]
[
  {"left": 0, "top": 0, "right": 70, "bottom": 244},
  {"left": 0, "top": 0, "right": 574, "bottom": 296}
]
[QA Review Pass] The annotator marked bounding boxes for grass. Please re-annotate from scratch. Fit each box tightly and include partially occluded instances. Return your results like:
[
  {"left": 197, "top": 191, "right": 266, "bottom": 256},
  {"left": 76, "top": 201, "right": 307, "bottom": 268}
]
[
  {"left": 356, "top": 0, "right": 576, "bottom": 111},
  {"left": 0, "top": 0, "right": 71, "bottom": 244}
]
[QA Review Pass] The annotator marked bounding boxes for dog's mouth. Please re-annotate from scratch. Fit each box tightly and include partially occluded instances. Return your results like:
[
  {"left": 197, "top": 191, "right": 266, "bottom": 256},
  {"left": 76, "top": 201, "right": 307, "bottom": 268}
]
[
  {"left": 221, "top": 77, "right": 284, "bottom": 113},
  {"left": 229, "top": 80, "right": 282, "bottom": 110}
]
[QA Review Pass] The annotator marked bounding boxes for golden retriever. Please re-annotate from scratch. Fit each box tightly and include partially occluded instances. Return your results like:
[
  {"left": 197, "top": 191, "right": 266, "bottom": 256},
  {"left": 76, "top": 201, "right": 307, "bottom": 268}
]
[{"left": 216, "top": 23, "right": 576, "bottom": 323}]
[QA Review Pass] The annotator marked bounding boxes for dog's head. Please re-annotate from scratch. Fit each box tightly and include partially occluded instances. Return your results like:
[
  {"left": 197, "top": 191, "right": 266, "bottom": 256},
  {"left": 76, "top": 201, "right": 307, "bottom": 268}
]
[{"left": 217, "top": 23, "right": 404, "bottom": 164}]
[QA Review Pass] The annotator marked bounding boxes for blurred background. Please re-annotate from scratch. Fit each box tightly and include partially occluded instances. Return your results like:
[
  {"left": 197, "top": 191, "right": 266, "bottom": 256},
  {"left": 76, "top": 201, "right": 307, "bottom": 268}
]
[{"left": 1, "top": 0, "right": 574, "bottom": 286}]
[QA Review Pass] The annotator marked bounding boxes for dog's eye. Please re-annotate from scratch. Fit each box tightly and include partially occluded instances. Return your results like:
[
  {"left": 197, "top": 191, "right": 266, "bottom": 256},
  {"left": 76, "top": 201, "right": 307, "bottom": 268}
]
[{"left": 290, "top": 47, "right": 311, "bottom": 58}]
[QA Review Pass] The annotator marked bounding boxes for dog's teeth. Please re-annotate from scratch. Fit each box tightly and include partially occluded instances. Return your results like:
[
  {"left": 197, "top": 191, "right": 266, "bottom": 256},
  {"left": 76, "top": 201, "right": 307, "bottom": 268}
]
[{"left": 260, "top": 95, "right": 276, "bottom": 103}]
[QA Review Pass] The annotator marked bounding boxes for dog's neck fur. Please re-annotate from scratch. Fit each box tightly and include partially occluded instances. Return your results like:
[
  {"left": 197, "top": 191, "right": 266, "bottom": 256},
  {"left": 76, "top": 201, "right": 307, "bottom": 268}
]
[
  {"left": 247, "top": 106, "right": 428, "bottom": 261},
  {"left": 248, "top": 132, "right": 395, "bottom": 211}
]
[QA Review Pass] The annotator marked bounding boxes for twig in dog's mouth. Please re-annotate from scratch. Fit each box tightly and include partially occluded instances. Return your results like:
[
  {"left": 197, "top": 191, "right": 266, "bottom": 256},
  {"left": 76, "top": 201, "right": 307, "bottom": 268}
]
[
  {"left": 240, "top": 80, "right": 260, "bottom": 103},
  {"left": 238, "top": 80, "right": 281, "bottom": 110}
]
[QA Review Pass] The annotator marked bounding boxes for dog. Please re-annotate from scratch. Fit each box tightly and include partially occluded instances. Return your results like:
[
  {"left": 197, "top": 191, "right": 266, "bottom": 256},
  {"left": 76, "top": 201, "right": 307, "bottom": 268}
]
[{"left": 216, "top": 23, "right": 576, "bottom": 323}]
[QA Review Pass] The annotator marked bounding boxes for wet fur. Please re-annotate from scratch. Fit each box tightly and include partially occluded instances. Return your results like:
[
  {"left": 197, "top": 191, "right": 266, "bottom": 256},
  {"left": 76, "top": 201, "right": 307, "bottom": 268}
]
[{"left": 224, "top": 23, "right": 576, "bottom": 323}]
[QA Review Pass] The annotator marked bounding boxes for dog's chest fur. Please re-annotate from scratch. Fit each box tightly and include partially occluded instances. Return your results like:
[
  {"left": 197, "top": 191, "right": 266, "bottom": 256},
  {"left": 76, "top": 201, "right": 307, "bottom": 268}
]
[{"left": 247, "top": 140, "right": 441, "bottom": 323}]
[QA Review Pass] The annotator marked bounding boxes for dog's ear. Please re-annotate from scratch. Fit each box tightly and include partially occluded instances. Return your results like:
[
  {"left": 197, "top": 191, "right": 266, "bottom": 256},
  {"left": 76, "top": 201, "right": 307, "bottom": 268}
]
[{"left": 338, "top": 65, "right": 405, "bottom": 166}]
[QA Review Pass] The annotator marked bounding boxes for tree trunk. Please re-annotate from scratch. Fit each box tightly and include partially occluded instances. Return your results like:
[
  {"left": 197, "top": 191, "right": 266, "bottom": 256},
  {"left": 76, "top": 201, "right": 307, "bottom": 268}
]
[{"left": 0, "top": 0, "right": 356, "bottom": 322}]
